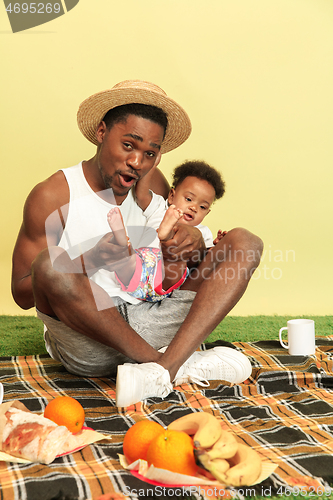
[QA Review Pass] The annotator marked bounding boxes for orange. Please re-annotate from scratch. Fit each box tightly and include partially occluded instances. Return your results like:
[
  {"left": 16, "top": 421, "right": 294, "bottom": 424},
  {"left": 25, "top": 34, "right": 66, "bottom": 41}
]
[
  {"left": 123, "top": 420, "right": 165, "bottom": 464},
  {"left": 44, "top": 396, "right": 85, "bottom": 434},
  {"left": 146, "top": 429, "right": 198, "bottom": 476}
]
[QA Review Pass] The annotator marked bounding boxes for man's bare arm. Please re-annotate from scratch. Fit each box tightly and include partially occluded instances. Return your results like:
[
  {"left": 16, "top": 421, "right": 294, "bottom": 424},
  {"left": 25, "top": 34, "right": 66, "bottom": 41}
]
[
  {"left": 11, "top": 173, "right": 69, "bottom": 310},
  {"left": 135, "top": 161, "right": 168, "bottom": 211},
  {"left": 150, "top": 166, "right": 170, "bottom": 200}
]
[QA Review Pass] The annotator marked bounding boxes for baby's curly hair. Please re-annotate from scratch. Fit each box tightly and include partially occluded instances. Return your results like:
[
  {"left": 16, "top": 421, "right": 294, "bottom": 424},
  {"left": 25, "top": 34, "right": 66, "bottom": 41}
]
[{"left": 171, "top": 160, "right": 225, "bottom": 200}]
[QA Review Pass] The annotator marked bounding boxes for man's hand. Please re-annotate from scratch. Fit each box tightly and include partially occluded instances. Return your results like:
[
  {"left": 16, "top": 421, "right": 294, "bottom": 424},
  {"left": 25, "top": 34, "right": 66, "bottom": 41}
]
[
  {"left": 82, "top": 233, "right": 134, "bottom": 274},
  {"left": 161, "top": 223, "right": 205, "bottom": 266}
]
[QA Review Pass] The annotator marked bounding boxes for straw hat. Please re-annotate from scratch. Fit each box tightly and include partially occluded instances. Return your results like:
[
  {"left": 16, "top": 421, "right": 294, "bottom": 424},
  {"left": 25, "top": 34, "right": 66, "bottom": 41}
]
[{"left": 77, "top": 80, "right": 192, "bottom": 154}]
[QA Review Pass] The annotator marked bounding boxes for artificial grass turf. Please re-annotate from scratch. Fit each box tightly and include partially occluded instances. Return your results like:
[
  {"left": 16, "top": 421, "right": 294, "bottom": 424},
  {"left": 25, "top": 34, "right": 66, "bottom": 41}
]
[
  {"left": 209, "top": 315, "right": 333, "bottom": 343},
  {"left": 0, "top": 314, "right": 332, "bottom": 357},
  {"left": 0, "top": 315, "right": 47, "bottom": 357}
]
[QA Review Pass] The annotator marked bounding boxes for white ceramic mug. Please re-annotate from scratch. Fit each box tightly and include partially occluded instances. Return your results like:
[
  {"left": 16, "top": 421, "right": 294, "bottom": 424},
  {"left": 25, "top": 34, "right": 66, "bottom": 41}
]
[
  {"left": 279, "top": 319, "right": 316, "bottom": 355},
  {"left": 0, "top": 382, "right": 3, "bottom": 405}
]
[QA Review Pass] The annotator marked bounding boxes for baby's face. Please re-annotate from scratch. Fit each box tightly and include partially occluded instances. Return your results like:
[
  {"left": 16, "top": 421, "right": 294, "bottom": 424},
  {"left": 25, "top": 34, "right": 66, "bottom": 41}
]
[{"left": 168, "top": 176, "right": 215, "bottom": 226}]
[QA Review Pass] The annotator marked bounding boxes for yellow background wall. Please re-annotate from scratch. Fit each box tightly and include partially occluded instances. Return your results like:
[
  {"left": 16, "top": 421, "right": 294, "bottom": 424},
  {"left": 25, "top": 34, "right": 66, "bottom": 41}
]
[{"left": 1, "top": 0, "right": 332, "bottom": 316}]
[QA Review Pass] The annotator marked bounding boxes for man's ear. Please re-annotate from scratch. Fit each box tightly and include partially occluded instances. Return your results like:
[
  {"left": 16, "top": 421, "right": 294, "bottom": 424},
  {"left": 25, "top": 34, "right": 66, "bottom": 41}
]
[
  {"left": 95, "top": 121, "right": 107, "bottom": 144},
  {"left": 168, "top": 188, "right": 175, "bottom": 204}
]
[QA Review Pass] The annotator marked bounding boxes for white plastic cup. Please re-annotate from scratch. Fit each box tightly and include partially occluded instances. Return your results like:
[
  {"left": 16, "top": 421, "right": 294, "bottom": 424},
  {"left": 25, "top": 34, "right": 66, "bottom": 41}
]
[{"left": 279, "top": 319, "right": 316, "bottom": 355}]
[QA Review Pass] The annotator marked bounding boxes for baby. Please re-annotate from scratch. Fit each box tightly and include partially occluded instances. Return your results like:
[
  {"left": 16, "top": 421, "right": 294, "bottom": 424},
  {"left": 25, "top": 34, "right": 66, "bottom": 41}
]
[{"left": 107, "top": 160, "right": 226, "bottom": 301}]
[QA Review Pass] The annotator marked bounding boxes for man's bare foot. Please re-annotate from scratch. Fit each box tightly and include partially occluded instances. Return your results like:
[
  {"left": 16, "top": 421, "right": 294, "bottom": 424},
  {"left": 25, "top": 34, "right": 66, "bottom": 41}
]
[
  {"left": 107, "top": 207, "right": 130, "bottom": 248},
  {"left": 157, "top": 204, "right": 183, "bottom": 241}
]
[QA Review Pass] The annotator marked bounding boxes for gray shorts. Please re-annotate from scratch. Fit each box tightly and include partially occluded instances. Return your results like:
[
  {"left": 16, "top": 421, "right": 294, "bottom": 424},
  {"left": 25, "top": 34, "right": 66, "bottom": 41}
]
[{"left": 37, "top": 289, "right": 196, "bottom": 378}]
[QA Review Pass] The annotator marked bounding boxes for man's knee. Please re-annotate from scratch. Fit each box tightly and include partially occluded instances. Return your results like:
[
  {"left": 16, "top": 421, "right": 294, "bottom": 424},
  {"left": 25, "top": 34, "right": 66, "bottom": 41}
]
[
  {"left": 213, "top": 227, "right": 263, "bottom": 270},
  {"left": 31, "top": 247, "right": 75, "bottom": 292},
  {"left": 227, "top": 227, "right": 262, "bottom": 246},
  {"left": 32, "top": 248, "right": 53, "bottom": 286},
  {"left": 227, "top": 227, "right": 263, "bottom": 260}
]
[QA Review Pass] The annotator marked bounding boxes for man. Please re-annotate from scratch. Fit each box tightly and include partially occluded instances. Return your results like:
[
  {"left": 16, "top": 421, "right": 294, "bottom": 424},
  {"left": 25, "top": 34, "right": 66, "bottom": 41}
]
[{"left": 11, "top": 80, "right": 263, "bottom": 407}]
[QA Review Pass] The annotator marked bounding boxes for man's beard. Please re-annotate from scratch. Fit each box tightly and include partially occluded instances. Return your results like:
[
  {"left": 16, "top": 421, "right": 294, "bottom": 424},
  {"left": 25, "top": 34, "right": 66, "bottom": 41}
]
[
  {"left": 99, "top": 169, "right": 113, "bottom": 190},
  {"left": 95, "top": 163, "right": 122, "bottom": 204},
  {"left": 97, "top": 163, "right": 125, "bottom": 196}
]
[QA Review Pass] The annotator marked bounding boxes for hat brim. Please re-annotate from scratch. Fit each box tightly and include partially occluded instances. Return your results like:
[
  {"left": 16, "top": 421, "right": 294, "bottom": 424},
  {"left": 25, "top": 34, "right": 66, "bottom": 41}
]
[{"left": 77, "top": 88, "right": 191, "bottom": 154}]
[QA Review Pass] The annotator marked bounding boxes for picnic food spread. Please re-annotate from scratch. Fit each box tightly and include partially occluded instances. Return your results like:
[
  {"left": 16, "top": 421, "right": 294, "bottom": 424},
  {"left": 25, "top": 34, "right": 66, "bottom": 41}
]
[
  {"left": 0, "top": 400, "right": 111, "bottom": 465},
  {"left": 122, "top": 412, "right": 263, "bottom": 488},
  {"left": 168, "top": 412, "right": 262, "bottom": 486},
  {"left": 0, "top": 401, "right": 76, "bottom": 464}
]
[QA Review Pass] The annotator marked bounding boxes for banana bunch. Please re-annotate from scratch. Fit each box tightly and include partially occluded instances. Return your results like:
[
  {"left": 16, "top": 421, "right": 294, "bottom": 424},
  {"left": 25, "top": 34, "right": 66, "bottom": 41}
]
[{"left": 168, "top": 412, "right": 262, "bottom": 487}]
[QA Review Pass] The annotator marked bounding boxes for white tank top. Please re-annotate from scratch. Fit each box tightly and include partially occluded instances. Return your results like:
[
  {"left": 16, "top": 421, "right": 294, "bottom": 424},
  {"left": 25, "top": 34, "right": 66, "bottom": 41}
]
[{"left": 55, "top": 162, "right": 165, "bottom": 304}]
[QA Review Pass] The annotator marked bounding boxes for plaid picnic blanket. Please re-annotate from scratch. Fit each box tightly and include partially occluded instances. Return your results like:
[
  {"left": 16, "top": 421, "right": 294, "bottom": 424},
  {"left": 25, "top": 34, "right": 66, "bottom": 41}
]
[{"left": 1, "top": 336, "right": 333, "bottom": 500}]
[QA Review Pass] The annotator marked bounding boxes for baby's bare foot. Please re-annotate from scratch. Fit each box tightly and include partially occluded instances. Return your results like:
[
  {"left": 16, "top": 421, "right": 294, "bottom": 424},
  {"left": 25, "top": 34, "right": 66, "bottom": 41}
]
[
  {"left": 107, "top": 207, "right": 129, "bottom": 247},
  {"left": 158, "top": 204, "right": 183, "bottom": 241}
]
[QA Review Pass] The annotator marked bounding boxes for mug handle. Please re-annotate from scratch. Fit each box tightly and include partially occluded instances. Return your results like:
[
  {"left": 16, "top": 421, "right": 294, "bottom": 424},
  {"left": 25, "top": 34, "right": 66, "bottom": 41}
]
[{"left": 279, "top": 327, "right": 289, "bottom": 349}]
